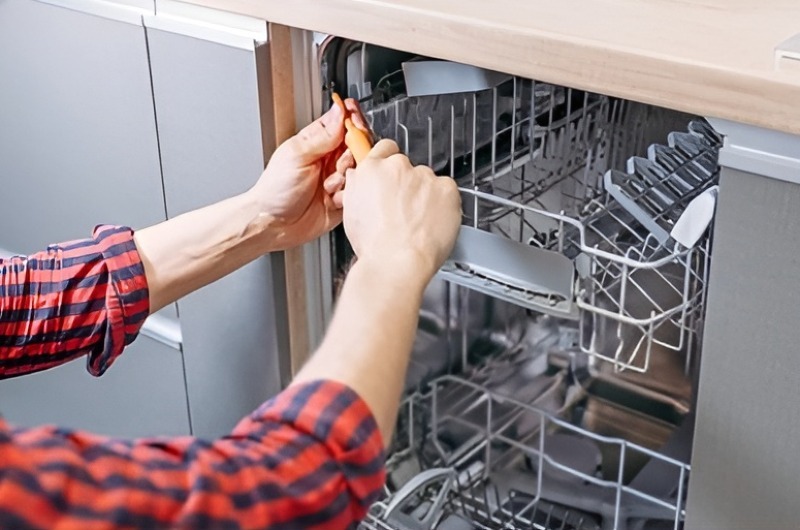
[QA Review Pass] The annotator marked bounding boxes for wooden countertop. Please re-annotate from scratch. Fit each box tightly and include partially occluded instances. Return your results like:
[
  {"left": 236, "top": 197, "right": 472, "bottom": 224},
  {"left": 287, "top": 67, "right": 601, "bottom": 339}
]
[{"left": 181, "top": 0, "right": 800, "bottom": 134}]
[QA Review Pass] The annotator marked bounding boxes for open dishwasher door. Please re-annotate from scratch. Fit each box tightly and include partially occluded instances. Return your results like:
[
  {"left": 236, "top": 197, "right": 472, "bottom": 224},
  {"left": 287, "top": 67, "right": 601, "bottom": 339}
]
[{"left": 307, "top": 34, "right": 719, "bottom": 530}]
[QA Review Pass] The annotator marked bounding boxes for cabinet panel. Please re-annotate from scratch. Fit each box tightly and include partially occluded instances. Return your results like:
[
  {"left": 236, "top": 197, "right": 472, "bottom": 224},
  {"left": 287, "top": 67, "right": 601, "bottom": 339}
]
[
  {"left": 687, "top": 168, "right": 800, "bottom": 529},
  {"left": 0, "top": 0, "right": 166, "bottom": 250},
  {"left": 0, "top": 336, "right": 190, "bottom": 437},
  {"left": 145, "top": 27, "right": 285, "bottom": 437},
  {"left": 0, "top": 0, "right": 188, "bottom": 434}
]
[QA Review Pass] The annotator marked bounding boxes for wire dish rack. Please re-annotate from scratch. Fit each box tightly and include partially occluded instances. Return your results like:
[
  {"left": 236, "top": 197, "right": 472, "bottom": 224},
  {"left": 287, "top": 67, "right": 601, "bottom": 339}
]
[
  {"left": 361, "top": 374, "right": 691, "bottom": 530},
  {"left": 357, "top": 77, "right": 720, "bottom": 373}
]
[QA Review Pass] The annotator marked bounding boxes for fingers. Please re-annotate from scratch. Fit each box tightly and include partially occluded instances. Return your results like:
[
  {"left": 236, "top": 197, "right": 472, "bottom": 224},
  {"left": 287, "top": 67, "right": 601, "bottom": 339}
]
[
  {"left": 328, "top": 207, "right": 343, "bottom": 229},
  {"left": 336, "top": 149, "right": 355, "bottom": 175},
  {"left": 288, "top": 103, "right": 345, "bottom": 161},
  {"left": 366, "top": 139, "right": 401, "bottom": 160},
  {"left": 331, "top": 92, "right": 346, "bottom": 114},
  {"left": 332, "top": 189, "right": 344, "bottom": 209},
  {"left": 340, "top": 168, "right": 355, "bottom": 209},
  {"left": 321, "top": 149, "right": 353, "bottom": 210},
  {"left": 285, "top": 97, "right": 371, "bottom": 164},
  {"left": 323, "top": 195, "right": 344, "bottom": 227},
  {"left": 438, "top": 174, "right": 460, "bottom": 192},
  {"left": 333, "top": 169, "right": 356, "bottom": 208},
  {"left": 344, "top": 98, "right": 370, "bottom": 136},
  {"left": 323, "top": 173, "right": 345, "bottom": 195},
  {"left": 441, "top": 177, "right": 462, "bottom": 214},
  {"left": 347, "top": 140, "right": 410, "bottom": 188},
  {"left": 324, "top": 152, "right": 456, "bottom": 225}
]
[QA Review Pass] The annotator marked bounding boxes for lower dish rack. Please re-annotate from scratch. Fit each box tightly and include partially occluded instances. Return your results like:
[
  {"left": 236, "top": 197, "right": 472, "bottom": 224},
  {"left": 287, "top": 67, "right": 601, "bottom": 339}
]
[{"left": 362, "top": 371, "right": 691, "bottom": 530}]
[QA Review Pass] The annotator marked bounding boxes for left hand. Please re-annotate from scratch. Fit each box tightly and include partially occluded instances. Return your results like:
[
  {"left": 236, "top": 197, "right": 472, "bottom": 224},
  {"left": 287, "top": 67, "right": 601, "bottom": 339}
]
[{"left": 250, "top": 97, "right": 369, "bottom": 250}]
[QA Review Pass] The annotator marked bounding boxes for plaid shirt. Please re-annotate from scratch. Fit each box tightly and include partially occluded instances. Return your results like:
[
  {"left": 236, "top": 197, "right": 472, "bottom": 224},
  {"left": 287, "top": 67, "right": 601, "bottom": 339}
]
[{"left": 0, "top": 226, "right": 385, "bottom": 529}]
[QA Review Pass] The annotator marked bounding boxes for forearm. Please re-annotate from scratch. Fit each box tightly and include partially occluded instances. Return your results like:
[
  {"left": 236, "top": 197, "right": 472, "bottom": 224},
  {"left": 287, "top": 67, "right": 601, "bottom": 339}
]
[
  {"left": 133, "top": 191, "right": 279, "bottom": 313},
  {"left": 292, "top": 257, "right": 428, "bottom": 444},
  {"left": 133, "top": 100, "right": 359, "bottom": 314}
]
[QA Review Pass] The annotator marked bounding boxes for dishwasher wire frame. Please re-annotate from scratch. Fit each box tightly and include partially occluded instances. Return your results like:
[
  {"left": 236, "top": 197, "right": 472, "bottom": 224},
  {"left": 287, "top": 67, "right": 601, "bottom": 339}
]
[
  {"left": 317, "top": 44, "right": 705, "bottom": 530},
  {"left": 361, "top": 375, "right": 690, "bottom": 530},
  {"left": 354, "top": 77, "right": 719, "bottom": 373}
]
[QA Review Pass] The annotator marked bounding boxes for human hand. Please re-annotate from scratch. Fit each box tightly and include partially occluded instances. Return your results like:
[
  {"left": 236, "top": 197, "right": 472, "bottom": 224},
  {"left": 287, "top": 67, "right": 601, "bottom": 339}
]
[
  {"left": 249, "top": 98, "right": 369, "bottom": 251},
  {"left": 343, "top": 140, "right": 462, "bottom": 286}
]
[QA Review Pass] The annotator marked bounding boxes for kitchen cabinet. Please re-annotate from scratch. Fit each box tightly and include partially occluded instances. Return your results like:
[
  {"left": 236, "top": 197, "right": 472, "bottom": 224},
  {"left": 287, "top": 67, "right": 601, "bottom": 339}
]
[
  {"left": 144, "top": 20, "right": 286, "bottom": 437},
  {"left": 0, "top": 0, "right": 166, "bottom": 253},
  {"left": 0, "top": 0, "right": 289, "bottom": 438},
  {"left": 3, "top": 0, "right": 800, "bottom": 526},
  {"left": 0, "top": 0, "right": 186, "bottom": 437}
]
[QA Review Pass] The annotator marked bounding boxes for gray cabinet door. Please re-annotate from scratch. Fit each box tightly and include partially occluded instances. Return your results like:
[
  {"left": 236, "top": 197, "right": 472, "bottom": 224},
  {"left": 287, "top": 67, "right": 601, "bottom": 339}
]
[
  {"left": 0, "top": 0, "right": 189, "bottom": 436},
  {"left": 0, "top": 0, "right": 166, "bottom": 250},
  {"left": 145, "top": 24, "right": 286, "bottom": 437},
  {"left": 0, "top": 336, "right": 190, "bottom": 437}
]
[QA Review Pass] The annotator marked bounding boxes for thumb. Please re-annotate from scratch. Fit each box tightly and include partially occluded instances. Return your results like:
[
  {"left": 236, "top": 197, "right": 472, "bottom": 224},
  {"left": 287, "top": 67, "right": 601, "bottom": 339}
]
[{"left": 288, "top": 104, "right": 345, "bottom": 161}]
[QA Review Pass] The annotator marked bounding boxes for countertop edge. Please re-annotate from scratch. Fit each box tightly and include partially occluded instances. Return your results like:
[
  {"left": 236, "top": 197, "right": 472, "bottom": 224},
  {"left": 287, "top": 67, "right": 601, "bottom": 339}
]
[{"left": 180, "top": 0, "right": 800, "bottom": 135}]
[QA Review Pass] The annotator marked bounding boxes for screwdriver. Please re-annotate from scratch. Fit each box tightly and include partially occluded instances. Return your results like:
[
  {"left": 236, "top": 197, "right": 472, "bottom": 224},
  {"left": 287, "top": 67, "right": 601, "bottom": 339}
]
[{"left": 331, "top": 93, "right": 373, "bottom": 164}]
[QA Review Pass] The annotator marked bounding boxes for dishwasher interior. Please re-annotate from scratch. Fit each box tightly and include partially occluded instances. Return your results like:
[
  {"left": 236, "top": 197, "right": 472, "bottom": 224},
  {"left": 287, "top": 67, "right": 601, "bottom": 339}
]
[{"left": 319, "top": 38, "right": 720, "bottom": 530}]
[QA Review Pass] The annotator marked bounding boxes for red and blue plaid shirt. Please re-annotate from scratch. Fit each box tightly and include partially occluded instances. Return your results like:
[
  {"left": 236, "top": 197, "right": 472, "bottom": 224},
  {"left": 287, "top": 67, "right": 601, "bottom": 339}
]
[{"left": 0, "top": 226, "right": 385, "bottom": 529}]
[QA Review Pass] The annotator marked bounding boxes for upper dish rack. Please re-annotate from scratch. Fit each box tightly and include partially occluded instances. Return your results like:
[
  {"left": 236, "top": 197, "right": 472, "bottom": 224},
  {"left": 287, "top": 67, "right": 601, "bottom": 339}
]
[{"left": 345, "top": 74, "right": 720, "bottom": 373}]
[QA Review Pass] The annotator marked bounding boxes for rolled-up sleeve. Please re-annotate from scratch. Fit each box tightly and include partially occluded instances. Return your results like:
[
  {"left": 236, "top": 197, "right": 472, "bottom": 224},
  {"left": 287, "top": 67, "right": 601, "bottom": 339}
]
[
  {"left": 0, "top": 225, "right": 149, "bottom": 379},
  {"left": 231, "top": 380, "right": 387, "bottom": 523},
  {"left": 0, "top": 380, "right": 387, "bottom": 529}
]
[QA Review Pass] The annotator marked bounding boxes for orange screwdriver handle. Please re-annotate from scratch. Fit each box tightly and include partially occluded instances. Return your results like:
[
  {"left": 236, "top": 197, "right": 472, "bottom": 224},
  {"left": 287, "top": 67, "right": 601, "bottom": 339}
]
[
  {"left": 331, "top": 93, "right": 373, "bottom": 164},
  {"left": 345, "top": 118, "right": 373, "bottom": 164}
]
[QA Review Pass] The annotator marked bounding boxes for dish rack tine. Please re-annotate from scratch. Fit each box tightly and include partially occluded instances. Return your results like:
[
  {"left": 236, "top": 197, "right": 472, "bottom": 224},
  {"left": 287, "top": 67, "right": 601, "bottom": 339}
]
[{"left": 550, "top": 505, "right": 561, "bottom": 530}]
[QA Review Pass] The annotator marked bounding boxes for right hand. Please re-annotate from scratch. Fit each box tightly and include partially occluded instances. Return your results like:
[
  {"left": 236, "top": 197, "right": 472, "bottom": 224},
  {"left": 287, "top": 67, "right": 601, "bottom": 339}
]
[{"left": 343, "top": 140, "right": 462, "bottom": 284}]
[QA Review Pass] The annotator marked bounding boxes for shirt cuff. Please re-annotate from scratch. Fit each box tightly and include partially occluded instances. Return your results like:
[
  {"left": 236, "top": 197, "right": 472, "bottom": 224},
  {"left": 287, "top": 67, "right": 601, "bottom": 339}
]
[
  {"left": 244, "top": 380, "right": 387, "bottom": 514},
  {"left": 86, "top": 225, "right": 150, "bottom": 376}
]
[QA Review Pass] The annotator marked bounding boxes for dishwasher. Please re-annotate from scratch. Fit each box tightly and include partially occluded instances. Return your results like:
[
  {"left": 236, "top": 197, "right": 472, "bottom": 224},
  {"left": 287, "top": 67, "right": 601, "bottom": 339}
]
[{"left": 315, "top": 37, "right": 720, "bottom": 530}]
